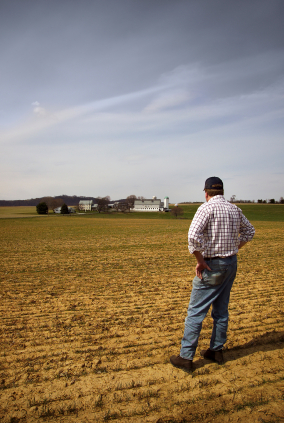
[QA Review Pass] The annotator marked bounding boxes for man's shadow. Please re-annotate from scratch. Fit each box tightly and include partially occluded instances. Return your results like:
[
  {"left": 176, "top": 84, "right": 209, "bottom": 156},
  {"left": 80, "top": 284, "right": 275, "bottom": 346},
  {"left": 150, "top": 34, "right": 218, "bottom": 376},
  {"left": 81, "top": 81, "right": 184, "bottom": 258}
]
[{"left": 193, "top": 330, "right": 284, "bottom": 370}]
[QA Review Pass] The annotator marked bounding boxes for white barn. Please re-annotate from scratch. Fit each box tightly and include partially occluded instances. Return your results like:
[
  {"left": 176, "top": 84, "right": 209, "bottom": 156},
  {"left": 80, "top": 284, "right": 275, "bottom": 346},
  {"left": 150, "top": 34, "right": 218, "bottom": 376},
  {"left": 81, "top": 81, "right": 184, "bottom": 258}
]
[
  {"left": 133, "top": 196, "right": 169, "bottom": 212},
  {"left": 79, "top": 200, "right": 93, "bottom": 211}
]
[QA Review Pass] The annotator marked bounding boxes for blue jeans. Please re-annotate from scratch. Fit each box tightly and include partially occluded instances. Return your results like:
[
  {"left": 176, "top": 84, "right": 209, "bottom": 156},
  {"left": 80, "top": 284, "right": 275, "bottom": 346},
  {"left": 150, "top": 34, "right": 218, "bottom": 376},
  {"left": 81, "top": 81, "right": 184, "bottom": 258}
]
[{"left": 180, "top": 255, "right": 237, "bottom": 360}]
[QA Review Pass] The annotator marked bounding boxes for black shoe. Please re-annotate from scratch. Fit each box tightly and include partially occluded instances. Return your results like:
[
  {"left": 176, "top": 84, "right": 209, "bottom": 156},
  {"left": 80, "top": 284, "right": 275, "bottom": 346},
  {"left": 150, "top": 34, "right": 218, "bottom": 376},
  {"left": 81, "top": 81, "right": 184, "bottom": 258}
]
[
  {"left": 170, "top": 355, "right": 193, "bottom": 373},
  {"left": 201, "top": 348, "right": 224, "bottom": 364}
]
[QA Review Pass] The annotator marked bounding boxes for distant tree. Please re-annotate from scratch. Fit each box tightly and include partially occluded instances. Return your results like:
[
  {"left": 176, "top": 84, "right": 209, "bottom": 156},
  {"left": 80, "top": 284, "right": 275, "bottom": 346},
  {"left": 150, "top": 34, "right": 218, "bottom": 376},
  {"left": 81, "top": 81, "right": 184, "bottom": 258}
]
[
  {"left": 50, "top": 198, "right": 64, "bottom": 210},
  {"left": 137, "top": 196, "right": 145, "bottom": 200},
  {"left": 269, "top": 199, "right": 275, "bottom": 204},
  {"left": 113, "top": 201, "right": 128, "bottom": 212},
  {"left": 258, "top": 199, "right": 262, "bottom": 203},
  {"left": 126, "top": 195, "right": 137, "bottom": 210},
  {"left": 41, "top": 196, "right": 54, "bottom": 212},
  {"left": 36, "top": 202, "right": 48, "bottom": 214},
  {"left": 171, "top": 206, "right": 184, "bottom": 218},
  {"left": 230, "top": 195, "right": 236, "bottom": 203},
  {"left": 61, "top": 203, "right": 69, "bottom": 214},
  {"left": 279, "top": 197, "right": 284, "bottom": 204},
  {"left": 97, "top": 196, "right": 110, "bottom": 213},
  {"left": 119, "top": 202, "right": 129, "bottom": 212},
  {"left": 113, "top": 202, "right": 120, "bottom": 212},
  {"left": 42, "top": 196, "right": 64, "bottom": 211}
]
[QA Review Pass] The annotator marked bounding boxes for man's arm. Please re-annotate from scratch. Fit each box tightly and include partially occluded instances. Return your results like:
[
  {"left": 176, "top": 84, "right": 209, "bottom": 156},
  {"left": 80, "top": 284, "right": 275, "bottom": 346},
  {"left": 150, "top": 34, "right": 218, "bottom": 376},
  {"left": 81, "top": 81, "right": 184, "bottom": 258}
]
[
  {"left": 193, "top": 251, "right": 211, "bottom": 279},
  {"left": 188, "top": 206, "right": 209, "bottom": 254},
  {"left": 239, "top": 213, "right": 255, "bottom": 244},
  {"left": 238, "top": 240, "right": 247, "bottom": 250},
  {"left": 188, "top": 206, "right": 211, "bottom": 278}
]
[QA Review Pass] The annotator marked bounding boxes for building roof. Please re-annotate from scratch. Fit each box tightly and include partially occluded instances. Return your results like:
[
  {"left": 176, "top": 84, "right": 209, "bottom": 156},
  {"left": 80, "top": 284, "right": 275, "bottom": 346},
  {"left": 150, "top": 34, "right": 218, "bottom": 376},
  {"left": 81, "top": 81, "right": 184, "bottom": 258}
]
[
  {"left": 134, "top": 199, "right": 161, "bottom": 206},
  {"left": 79, "top": 200, "right": 93, "bottom": 205}
]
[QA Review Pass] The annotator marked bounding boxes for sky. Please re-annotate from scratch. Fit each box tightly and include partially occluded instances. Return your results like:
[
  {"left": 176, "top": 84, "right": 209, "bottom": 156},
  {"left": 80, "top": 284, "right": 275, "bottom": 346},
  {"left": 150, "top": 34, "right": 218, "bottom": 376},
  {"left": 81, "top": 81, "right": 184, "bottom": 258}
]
[{"left": 1, "top": 0, "right": 284, "bottom": 203}]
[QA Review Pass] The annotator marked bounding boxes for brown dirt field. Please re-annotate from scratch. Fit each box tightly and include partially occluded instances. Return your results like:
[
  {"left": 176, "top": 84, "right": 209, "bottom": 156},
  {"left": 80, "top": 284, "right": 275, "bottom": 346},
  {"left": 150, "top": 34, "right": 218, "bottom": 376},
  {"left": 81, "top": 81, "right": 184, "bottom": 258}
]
[{"left": 0, "top": 217, "right": 284, "bottom": 423}]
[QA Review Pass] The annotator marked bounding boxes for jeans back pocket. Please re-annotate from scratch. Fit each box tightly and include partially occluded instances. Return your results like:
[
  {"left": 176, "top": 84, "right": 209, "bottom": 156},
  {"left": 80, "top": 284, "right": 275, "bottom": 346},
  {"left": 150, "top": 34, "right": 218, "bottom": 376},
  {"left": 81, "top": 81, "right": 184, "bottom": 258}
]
[{"left": 202, "top": 268, "right": 227, "bottom": 286}]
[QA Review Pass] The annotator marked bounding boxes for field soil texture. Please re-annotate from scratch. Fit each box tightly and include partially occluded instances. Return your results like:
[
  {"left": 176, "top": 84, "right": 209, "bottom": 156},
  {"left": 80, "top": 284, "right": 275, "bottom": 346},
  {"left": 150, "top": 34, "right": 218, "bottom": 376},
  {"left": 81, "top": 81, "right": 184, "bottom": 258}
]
[{"left": 0, "top": 208, "right": 284, "bottom": 422}]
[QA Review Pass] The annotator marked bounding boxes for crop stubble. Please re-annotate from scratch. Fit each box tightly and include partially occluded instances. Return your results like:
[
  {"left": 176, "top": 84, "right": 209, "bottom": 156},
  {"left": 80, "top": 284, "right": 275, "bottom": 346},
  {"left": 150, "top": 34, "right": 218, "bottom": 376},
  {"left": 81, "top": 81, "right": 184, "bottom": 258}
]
[{"left": 0, "top": 217, "right": 284, "bottom": 422}]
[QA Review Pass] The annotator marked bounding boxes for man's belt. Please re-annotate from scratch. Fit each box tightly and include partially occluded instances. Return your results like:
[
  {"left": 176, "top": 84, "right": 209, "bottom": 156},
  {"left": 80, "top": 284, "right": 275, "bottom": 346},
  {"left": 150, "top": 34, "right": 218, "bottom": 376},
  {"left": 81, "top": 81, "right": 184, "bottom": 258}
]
[
  {"left": 204, "top": 255, "right": 235, "bottom": 260},
  {"left": 204, "top": 256, "right": 221, "bottom": 260}
]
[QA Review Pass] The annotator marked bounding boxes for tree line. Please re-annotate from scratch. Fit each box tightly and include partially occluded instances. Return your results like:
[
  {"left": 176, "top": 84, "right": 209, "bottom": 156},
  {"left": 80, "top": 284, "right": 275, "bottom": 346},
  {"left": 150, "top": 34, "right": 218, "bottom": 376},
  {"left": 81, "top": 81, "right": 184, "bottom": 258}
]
[
  {"left": 0, "top": 195, "right": 98, "bottom": 207},
  {"left": 230, "top": 195, "right": 284, "bottom": 204}
]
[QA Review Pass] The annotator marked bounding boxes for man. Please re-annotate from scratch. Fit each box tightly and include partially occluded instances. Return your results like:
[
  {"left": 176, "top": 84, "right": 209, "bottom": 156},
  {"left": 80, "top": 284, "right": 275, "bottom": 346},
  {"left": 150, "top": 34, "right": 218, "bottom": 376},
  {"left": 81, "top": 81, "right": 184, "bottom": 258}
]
[{"left": 170, "top": 177, "right": 255, "bottom": 372}]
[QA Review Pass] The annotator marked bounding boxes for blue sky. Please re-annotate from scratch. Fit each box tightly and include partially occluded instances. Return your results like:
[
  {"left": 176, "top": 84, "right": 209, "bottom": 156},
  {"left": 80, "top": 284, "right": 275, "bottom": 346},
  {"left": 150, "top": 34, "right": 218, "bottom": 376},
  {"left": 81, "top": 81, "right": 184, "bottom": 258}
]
[{"left": 1, "top": 0, "right": 284, "bottom": 202}]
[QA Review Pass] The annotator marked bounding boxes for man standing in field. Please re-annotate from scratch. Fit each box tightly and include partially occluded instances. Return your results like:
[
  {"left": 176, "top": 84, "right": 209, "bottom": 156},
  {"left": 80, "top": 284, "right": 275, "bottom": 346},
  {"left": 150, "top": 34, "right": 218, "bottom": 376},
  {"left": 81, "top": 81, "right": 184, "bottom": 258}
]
[{"left": 170, "top": 177, "right": 255, "bottom": 372}]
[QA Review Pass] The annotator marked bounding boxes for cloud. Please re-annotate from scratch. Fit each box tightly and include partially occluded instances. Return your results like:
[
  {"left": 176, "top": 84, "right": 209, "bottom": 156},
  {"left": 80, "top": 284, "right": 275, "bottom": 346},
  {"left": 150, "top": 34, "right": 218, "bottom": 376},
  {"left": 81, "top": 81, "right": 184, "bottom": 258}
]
[
  {"left": 31, "top": 101, "right": 47, "bottom": 117},
  {"left": 1, "top": 85, "right": 165, "bottom": 145},
  {"left": 144, "top": 90, "right": 190, "bottom": 113},
  {"left": 33, "top": 106, "right": 47, "bottom": 117},
  {"left": 3, "top": 47, "right": 283, "bottom": 146}
]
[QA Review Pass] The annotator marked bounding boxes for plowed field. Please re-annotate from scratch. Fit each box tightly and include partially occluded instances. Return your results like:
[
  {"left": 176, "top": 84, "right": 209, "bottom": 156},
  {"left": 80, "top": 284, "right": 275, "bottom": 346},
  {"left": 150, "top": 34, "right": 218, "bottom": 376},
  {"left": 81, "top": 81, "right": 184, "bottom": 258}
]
[{"left": 1, "top": 215, "right": 284, "bottom": 422}]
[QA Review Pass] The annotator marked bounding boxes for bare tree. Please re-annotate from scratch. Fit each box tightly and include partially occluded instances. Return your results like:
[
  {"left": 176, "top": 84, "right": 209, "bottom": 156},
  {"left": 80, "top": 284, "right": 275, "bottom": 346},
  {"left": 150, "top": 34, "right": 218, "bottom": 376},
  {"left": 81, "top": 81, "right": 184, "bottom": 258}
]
[
  {"left": 41, "top": 197, "right": 53, "bottom": 212},
  {"left": 170, "top": 206, "right": 184, "bottom": 218},
  {"left": 113, "top": 201, "right": 128, "bottom": 212},
  {"left": 97, "top": 196, "right": 111, "bottom": 213},
  {"left": 51, "top": 198, "right": 64, "bottom": 210},
  {"left": 119, "top": 202, "right": 129, "bottom": 212},
  {"left": 42, "top": 197, "right": 64, "bottom": 212},
  {"left": 126, "top": 195, "right": 137, "bottom": 210},
  {"left": 230, "top": 195, "right": 236, "bottom": 203},
  {"left": 113, "top": 202, "right": 120, "bottom": 212}
]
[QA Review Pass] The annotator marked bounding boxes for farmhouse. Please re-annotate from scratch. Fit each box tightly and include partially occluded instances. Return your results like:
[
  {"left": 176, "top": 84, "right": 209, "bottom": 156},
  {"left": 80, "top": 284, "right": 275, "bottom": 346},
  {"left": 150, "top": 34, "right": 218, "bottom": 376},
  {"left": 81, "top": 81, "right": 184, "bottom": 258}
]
[
  {"left": 78, "top": 200, "right": 93, "bottom": 211},
  {"left": 53, "top": 207, "right": 75, "bottom": 214},
  {"left": 133, "top": 196, "right": 169, "bottom": 212}
]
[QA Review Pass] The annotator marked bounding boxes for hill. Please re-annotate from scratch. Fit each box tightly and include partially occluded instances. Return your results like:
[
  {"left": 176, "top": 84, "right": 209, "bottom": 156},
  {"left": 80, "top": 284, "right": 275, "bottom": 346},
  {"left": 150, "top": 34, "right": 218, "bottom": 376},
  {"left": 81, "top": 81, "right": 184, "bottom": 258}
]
[{"left": 0, "top": 195, "right": 99, "bottom": 207}]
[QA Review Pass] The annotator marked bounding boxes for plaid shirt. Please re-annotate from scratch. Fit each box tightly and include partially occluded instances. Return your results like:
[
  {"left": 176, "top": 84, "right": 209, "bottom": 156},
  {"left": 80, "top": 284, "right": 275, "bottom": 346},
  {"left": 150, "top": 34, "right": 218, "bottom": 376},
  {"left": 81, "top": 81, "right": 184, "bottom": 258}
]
[{"left": 188, "top": 195, "right": 255, "bottom": 257}]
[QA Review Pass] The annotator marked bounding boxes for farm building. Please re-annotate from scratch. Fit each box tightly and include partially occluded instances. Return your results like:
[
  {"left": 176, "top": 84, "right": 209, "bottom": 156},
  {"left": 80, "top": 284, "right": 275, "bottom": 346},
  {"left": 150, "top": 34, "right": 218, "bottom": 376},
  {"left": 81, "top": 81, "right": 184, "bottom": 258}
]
[
  {"left": 78, "top": 200, "right": 93, "bottom": 211},
  {"left": 53, "top": 207, "right": 75, "bottom": 214},
  {"left": 132, "top": 196, "right": 169, "bottom": 212}
]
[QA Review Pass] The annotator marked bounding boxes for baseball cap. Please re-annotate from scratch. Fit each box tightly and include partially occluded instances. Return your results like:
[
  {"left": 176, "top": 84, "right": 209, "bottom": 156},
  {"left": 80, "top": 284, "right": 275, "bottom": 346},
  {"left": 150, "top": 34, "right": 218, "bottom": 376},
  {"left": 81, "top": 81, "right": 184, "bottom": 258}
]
[{"left": 204, "top": 176, "right": 223, "bottom": 190}]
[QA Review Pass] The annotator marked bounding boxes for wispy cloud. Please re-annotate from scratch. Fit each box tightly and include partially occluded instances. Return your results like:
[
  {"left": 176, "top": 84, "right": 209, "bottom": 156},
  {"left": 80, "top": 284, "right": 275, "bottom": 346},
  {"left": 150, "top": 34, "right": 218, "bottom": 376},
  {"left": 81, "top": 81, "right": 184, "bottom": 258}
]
[
  {"left": 144, "top": 90, "right": 190, "bottom": 112},
  {"left": 1, "top": 85, "right": 165, "bottom": 144},
  {"left": 32, "top": 101, "right": 47, "bottom": 117}
]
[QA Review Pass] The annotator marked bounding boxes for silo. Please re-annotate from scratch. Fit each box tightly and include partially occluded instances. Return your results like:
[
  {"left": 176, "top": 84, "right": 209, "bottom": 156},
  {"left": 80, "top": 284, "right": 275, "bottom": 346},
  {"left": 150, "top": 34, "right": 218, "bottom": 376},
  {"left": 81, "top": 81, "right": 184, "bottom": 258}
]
[{"left": 164, "top": 196, "right": 169, "bottom": 209}]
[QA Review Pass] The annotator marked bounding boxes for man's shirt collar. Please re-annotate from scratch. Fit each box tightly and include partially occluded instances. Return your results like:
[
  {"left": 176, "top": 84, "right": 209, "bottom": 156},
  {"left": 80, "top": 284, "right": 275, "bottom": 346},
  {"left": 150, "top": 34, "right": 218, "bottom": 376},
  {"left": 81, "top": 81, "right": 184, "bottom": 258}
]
[{"left": 208, "top": 195, "right": 225, "bottom": 203}]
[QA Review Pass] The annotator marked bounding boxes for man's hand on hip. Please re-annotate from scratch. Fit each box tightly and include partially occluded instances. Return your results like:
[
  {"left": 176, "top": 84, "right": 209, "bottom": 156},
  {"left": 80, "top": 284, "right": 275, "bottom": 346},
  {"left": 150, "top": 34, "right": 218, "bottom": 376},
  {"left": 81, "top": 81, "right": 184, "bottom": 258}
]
[
  {"left": 193, "top": 251, "right": 212, "bottom": 279},
  {"left": 195, "top": 261, "right": 212, "bottom": 279}
]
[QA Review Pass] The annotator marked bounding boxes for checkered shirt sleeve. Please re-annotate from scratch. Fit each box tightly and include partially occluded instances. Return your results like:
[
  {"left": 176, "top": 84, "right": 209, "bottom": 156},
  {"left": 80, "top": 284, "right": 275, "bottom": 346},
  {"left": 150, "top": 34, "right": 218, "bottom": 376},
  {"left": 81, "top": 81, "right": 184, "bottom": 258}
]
[{"left": 188, "top": 196, "right": 255, "bottom": 257}]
